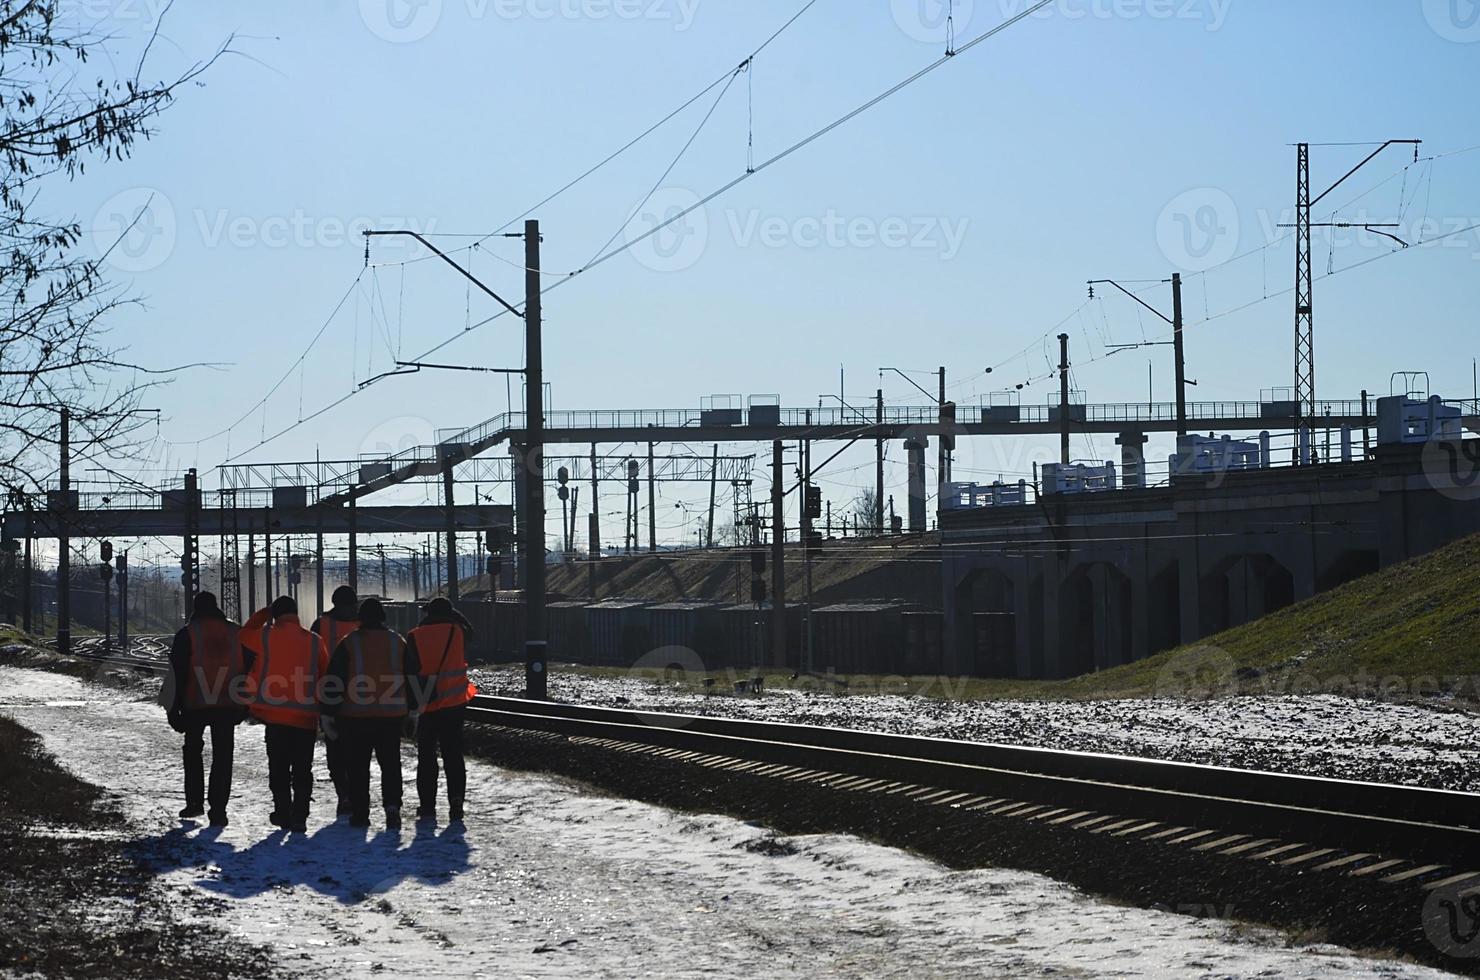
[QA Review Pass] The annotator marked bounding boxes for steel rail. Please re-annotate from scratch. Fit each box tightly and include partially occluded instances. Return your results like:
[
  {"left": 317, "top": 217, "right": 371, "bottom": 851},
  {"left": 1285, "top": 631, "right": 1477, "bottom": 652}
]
[{"left": 465, "top": 695, "right": 1480, "bottom": 865}]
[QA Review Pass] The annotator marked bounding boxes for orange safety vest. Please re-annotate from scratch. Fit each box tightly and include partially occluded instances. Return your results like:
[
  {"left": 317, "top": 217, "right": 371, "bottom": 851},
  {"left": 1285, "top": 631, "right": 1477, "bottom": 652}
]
[
  {"left": 340, "top": 630, "right": 409, "bottom": 719},
  {"left": 409, "top": 622, "right": 477, "bottom": 713},
  {"left": 184, "top": 619, "right": 244, "bottom": 710},
  {"left": 316, "top": 613, "right": 360, "bottom": 661},
  {"left": 245, "top": 618, "right": 326, "bottom": 730}
]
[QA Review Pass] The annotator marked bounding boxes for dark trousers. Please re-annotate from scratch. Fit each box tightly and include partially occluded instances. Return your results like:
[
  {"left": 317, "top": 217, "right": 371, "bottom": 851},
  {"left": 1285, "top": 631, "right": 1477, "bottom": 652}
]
[
  {"left": 416, "top": 706, "right": 466, "bottom": 811},
  {"left": 183, "top": 714, "right": 236, "bottom": 814},
  {"left": 264, "top": 724, "right": 317, "bottom": 823},
  {"left": 341, "top": 717, "right": 404, "bottom": 820},
  {"left": 325, "top": 732, "right": 349, "bottom": 805}
]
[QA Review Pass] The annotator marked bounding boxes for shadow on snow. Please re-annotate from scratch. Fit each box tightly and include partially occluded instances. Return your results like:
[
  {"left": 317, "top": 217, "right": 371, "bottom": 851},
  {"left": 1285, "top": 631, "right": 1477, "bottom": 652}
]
[{"left": 127, "top": 818, "right": 474, "bottom": 904}]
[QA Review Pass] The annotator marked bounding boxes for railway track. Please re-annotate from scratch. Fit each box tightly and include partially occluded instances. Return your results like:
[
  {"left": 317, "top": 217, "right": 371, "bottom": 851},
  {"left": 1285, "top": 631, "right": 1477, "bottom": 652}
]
[
  {"left": 66, "top": 634, "right": 172, "bottom": 673},
  {"left": 35, "top": 643, "right": 1479, "bottom": 885},
  {"left": 465, "top": 695, "right": 1480, "bottom": 877}
]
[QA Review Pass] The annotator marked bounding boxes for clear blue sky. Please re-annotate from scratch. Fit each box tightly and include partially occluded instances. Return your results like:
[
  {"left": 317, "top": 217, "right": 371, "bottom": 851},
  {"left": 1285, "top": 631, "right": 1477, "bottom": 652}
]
[{"left": 51, "top": 0, "right": 1480, "bottom": 545}]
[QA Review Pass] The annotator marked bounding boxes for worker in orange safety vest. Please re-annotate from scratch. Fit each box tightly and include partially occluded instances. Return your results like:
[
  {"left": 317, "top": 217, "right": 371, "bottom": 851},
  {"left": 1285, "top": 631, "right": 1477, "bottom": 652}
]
[
  {"left": 165, "top": 591, "right": 248, "bottom": 827},
  {"left": 321, "top": 597, "right": 423, "bottom": 830},
  {"left": 312, "top": 585, "right": 360, "bottom": 817},
  {"left": 241, "top": 595, "right": 329, "bottom": 833},
  {"left": 407, "top": 597, "right": 478, "bottom": 824}
]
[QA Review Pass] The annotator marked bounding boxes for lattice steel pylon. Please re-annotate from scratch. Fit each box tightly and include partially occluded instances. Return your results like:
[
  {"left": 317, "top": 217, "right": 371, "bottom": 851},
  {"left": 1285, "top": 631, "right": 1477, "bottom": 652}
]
[
  {"left": 1286, "top": 138, "right": 1421, "bottom": 464},
  {"left": 1294, "top": 142, "right": 1314, "bottom": 462},
  {"left": 218, "top": 487, "right": 241, "bottom": 621}
]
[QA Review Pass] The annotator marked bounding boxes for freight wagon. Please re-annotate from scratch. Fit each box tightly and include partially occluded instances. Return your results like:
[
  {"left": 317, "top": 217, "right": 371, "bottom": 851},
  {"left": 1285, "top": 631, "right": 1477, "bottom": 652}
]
[
  {"left": 587, "top": 599, "right": 653, "bottom": 666},
  {"left": 812, "top": 602, "right": 910, "bottom": 675}
]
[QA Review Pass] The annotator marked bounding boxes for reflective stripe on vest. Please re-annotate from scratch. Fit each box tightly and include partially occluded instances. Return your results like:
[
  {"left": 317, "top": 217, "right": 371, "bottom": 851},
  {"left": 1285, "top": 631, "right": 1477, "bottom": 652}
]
[
  {"left": 185, "top": 619, "right": 243, "bottom": 710},
  {"left": 342, "top": 630, "right": 407, "bottom": 718},
  {"left": 250, "top": 623, "right": 320, "bottom": 728},
  {"left": 411, "top": 622, "right": 475, "bottom": 713}
]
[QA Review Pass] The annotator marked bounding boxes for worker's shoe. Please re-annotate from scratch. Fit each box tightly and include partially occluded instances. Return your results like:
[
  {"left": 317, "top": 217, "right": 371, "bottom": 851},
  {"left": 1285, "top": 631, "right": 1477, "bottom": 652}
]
[
  {"left": 348, "top": 814, "right": 370, "bottom": 829},
  {"left": 416, "top": 806, "right": 436, "bottom": 825},
  {"left": 208, "top": 810, "right": 229, "bottom": 828},
  {"left": 448, "top": 801, "right": 465, "bottom": 823},
  {"left": 179, "top": 804, "right": 205, "bottom": 819},
  {"left": 268, "top": 811, "right": 288, "bottom": 829},
  {"left": 289, "top": 820, "right": 308, "bottom": 834},
  {"left": 336, "top": 798, "right": 353, "bottom": 818},
  {"left": 384, "top": 807, "right": 402, "bottom": 830}
]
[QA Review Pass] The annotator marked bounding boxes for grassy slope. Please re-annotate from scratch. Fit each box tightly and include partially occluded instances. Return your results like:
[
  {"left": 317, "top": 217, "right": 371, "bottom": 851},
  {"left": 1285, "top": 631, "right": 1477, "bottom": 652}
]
[{"left": 1051, "top": 530, "right": 1480, "bottom": 700}]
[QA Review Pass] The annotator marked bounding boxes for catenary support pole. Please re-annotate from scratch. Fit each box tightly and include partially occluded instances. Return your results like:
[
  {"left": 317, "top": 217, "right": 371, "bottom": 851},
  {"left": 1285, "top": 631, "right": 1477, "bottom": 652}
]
[
  {"left": 56, "top": 407, "right": 70, "bottom": 655},
  {"left": 875, "top": 388, "right": 884, "bottom": 534},
  {"left": 523, "top": 219, "right": 548, "bottom": 700},
  {"left": 647, "top": 441, "right": 656, "bottom": 553},
  {"left": 1172, "top": 272, "right": 1187, "bottom": 437},
  {"left": 443, "top": 458, "right": 459, "bottom": 601},
  {"left": 770, "top": 440, "right": 786, "bottom": 669},
  {"left": 1059, "top": 333, "right": 1071, "bottom": 466}
]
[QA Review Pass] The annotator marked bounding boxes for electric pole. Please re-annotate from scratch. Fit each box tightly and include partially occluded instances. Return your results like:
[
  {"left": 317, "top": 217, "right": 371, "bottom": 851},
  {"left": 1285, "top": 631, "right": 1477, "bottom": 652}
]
[
  {"left": 1058, "top": 334, "right": 1071, "bottom": 466},
  {"left": 1089, "top": 276, "right": 1189, "bottom": 436},
  {"left": 1284, "top": 139, "right": 1421, "bottom": 462},
  {"left": 523, "top": 219, "right": 548, "bottom": 700},
  {"left": 874, "top": 388, "right": 884, "bottom": 535},
  {"left": 56, "top": 407, "right": 70, "bottom": 655},
  {"left": 770, "top": 440, "right": 786, "bottom": 670}
]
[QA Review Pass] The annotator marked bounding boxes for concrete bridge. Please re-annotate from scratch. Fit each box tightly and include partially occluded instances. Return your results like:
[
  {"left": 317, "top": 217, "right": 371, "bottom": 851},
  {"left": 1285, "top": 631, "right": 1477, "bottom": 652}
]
[{"left": 940, "top": 442, "right": 1480, "bottom": 679}]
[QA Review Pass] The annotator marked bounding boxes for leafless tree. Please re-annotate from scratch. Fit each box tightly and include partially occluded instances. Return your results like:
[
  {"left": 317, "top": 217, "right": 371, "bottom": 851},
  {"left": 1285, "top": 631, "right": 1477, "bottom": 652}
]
[
  {"left": 851, "top": 488, "right": 880, "bottom": 532},
  {"left": 0, "top": 1, "right": 229, "bottom": 495}
]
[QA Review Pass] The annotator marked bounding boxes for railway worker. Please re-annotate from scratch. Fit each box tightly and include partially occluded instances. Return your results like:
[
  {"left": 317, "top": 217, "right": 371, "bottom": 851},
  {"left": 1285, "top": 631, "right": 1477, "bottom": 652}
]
[
  {"left": 320, "top": 597, "right": 423, "bottom": 830},
  {"left": 240, "top": 596, "right": 329, "bottom": 833},
  {"left": 166, "top": 591, "right": 247, "bottom": 828},
  {"left": 407, "top": 597, "right": 477, "bottom": 824},
  {"left": 312, "top": 585, "right": 360, "bottom": 817}
]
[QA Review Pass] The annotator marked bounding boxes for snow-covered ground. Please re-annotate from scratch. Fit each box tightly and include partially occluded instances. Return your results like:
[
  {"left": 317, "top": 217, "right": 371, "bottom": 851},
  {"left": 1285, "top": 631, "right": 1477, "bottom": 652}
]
[
  {"left": 471, "top": 666, "right": 1480, "bottom": 793},
  {"left": 0, "top": 667, "right": 1463, "bottom": 978}
]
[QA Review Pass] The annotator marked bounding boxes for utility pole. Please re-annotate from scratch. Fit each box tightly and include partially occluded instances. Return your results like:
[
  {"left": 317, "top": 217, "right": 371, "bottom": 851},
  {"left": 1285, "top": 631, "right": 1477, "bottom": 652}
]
[
  {"left": 647, "top": 441, "right": 657, "bottom": 553},
  {"left": 706, "top": 444, "right": 718, "bottom": 549},
  {"left": 182, "top": 468, "right": 201, "bottom": 618},
  {"left": 589, "top": 443, "right": 600, "bottom": 558},
  {"left": 1284, "top": 139, "right": 1421, "bottom": 462},
  {"left": 57, "top": 407, "right": 70, "bottom": 656},
  {"left": 937, "top": 367, "right": 948, "bottom": 509},
  {"left": 1171, "top": 273, "right": 1186, "bottom": 436},
  {"left": 246, "top": 532, "right": 256, "bottom": 612},
  {"left": 1058, "top": 333, "right": 1071, "bottom": 466},
  {"left": 443, "top": 455, "right": 459, "bottom": 601},
  {"left": 522, "top": 218, "right": 548, "bottom": 700},
  {"left": 379, "top": 544, "right": 389, "bottom": 597},
  {"left": 22, "top": 497, "right": 32, "bottom": 633},
  {"left": 770, "top": 440, "right": 786, "bottom": 670},
  {"left": 116, "top": 552, "right": 128, "bottom": 651},
  {"left": 1089, "top": 276, "right": 1188, "bottom": 436},
  {"left": 875, "top": 389, "right": 884, "bottom": 535},
  {"left": 347, "top": 495, "right": 358, "bottom": 592},
  {"left": 802, "top": 434, "right": 814, "bottom": 675}
]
